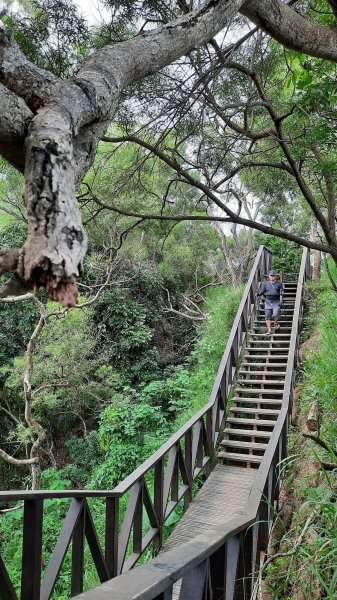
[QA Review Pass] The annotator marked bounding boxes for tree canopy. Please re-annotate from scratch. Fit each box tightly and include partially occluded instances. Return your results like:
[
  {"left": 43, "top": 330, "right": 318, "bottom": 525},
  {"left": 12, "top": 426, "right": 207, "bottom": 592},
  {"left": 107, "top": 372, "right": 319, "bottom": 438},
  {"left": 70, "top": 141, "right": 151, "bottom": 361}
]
[{"left": 0, "top": 0, "right": 337, "bottom": 305}]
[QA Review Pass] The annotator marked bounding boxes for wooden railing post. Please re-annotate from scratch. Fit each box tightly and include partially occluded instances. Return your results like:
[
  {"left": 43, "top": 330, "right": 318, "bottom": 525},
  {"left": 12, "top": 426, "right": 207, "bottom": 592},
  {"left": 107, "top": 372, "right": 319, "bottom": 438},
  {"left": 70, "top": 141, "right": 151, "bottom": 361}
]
[
  {"left": 71, "top": 502, "right": 86, "bottom": 596},
  {"left": 209, "top": 543, "right": 226, "bottom": 600},
  {"left": 21, "top": 499, "right": 43, "bottom": 600},
  {"left": 184, "top": 430, "right": 193, "bottom": 510},
  {"left": 105, "top": 497, "right": 119, "bottom": 577},
  {"left": 154, "top": 458, "right": 164, "bottom": 551}
]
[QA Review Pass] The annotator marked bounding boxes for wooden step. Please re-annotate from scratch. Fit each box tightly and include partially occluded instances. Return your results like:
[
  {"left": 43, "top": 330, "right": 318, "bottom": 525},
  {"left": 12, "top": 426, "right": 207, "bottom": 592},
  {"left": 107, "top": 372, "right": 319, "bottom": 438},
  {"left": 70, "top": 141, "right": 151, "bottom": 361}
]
[
  {"left": 250, "top": 333, "right": 291, "bottom": 338},
  {"left": 245, "top": 345, "right": 289, "bottom": 350},
  {"left": 226, "top": 417, "right": 277, "bottom": 426},
  {"left": 253, "top": 324, "right": 292, "bottom": 328},
  {"left": 243, "top": 355, "right": 288, "bottom": 360},
  {"left": 238, "top": 370, "right": 286, "bottom": 376},
  {"left": 236, "top": 379, "right": 285, "bottom": 385},
  {"left": 256, "top": 305, "right": 294, "bottom": 320},
  {"left": 244, "top": 349, "right": 289, "bottom": 354},
  {"left": 223, "top": 428, "right": 272, "bottom": 438},
  {"left": 240, "top": 362, "right": 287, "bottom": 368},
  {"left": 230, "top": 407, "right": 280, "bottom": 416},
  {"left": 257, "top": 305, "right": 295, "bottom": 309},
  {"left": 221, "top": 440, "right": 268, "bottom": 450},
  {"left": 245, "top": 356, "right": 289, "bottom": 361},
  {"left": 232, "top": 397, "right": 282, "bottom": 405},
  {"left": 258, "top": 307, "right": 294, "bottom": 311},
  {"left": 257, "top": 313, "right": 293, "bottom": 317},
  {"left": 247, "top": 340, "right": 291, "bottom": 345},
  {"left": 252, "top": 329, "right": 292, "bottom": 333},
  {"left": 235, "top": 388, "right": 284, "bottom": 395},
  {"left": 218, "top": 451, "right": 262, "bottom": 464}
]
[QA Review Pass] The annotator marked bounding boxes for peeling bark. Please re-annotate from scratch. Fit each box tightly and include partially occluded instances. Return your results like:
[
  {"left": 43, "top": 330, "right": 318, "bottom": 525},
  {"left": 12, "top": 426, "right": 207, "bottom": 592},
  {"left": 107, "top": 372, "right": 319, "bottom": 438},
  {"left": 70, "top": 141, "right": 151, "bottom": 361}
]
[{"left": 306, "top": 401, "right": 320, "bottom": 432}]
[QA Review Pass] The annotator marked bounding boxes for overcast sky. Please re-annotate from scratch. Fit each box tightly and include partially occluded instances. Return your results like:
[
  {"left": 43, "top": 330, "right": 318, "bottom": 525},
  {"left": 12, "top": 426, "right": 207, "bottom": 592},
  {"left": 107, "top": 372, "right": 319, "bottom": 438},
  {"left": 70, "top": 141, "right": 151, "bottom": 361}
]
[{"left": 73, "top": 0, "right": 110, "bottom": 25}]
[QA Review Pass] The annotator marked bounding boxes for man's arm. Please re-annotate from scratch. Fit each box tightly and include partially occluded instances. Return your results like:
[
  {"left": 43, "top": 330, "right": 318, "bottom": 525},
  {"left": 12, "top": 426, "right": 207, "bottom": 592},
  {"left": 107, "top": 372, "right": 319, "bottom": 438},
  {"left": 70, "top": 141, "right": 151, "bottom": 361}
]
[{"left": 257, "top": 282, "right": 267, "bottom": 296}]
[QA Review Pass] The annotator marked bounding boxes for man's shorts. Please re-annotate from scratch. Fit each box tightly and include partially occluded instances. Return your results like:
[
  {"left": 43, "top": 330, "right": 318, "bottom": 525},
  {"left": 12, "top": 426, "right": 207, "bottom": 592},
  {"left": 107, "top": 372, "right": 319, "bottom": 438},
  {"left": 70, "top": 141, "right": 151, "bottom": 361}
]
[{"left": 265, "top": 299, "right": 280, "bottom": 320}]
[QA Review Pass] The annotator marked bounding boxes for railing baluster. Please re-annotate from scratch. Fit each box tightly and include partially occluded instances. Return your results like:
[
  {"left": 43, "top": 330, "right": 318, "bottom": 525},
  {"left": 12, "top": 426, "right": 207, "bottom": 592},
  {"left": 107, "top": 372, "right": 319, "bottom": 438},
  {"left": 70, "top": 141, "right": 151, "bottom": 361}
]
[
  {"left": 209, "top": 544, "right": 226, "bottom": 600},
  {"left": 105, "top": 496, "right": 119, "bottom": 577},
  {"left": 251, "top": 517, "right": 260, "bottom": 591},
  {"left": 225, "top": 536, "right": 240, "bottom": 600},
  {"left": 21, "top": 499, "right": 43, "bottom": 600},
  {"left": 0, "top": 556, "right": 18, "bottom": 600},
  {"left": 184, "top": 430, "right": 192, "bottom": 507},
  {"left": 205, "top": 410, "right": 213, "bottom": 476},
  {"left": 133, "top": 482, "right": 143, "bottom": 556},
  {"left": 237, "top": 529, "right": 252, "bottom": 599},
  {"left": 41, "top": 498, "right": 84, "bottom": 600},
  {"left": 118, "top": 483, "right": 141, "bottom": 573},
  {"left": 85, "top": 501, "right": 109, "bottom": 581},
  {"left": 71, "top": 501, "right": 86, "bottom": 596},
  {"left": 179, "top": 560, "right": 207, "bottom": 600},
  {"left": 154, "top": 458, "right": 164, "bottom": 550}
]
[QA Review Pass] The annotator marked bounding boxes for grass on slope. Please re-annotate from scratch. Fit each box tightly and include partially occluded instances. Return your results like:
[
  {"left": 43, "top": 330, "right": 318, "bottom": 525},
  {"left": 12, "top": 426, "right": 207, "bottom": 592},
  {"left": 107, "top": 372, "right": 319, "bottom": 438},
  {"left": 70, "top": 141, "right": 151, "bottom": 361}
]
[
  {"left": 173, "top": 285, "right": 241, "bottom": 430},
  {"left": 265, "top": 261, "right": 337, "bottom": 599}
]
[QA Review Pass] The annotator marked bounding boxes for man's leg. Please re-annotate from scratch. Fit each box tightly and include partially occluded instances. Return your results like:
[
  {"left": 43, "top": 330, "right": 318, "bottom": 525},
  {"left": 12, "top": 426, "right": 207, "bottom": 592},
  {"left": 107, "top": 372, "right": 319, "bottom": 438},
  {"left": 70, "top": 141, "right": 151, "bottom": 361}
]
[
  {"left": 265, "top": 303, "right": 272, "bottom": 335},
  {"left": 273, "top": 301, "right": 280, "bottom": 329}
]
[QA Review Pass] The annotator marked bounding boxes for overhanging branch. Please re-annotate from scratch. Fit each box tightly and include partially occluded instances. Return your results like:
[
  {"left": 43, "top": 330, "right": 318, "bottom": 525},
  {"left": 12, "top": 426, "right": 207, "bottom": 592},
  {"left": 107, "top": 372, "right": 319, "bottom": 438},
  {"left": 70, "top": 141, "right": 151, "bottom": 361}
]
[{"left": 102, "top": 135, "right": 332, "bottom": 254}]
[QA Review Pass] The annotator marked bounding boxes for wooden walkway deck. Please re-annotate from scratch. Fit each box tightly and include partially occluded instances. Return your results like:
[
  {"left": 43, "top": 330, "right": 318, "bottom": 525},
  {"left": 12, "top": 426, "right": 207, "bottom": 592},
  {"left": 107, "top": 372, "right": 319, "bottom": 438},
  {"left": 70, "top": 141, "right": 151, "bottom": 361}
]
[
  {"left": 160, "top": 465, "right": 256, "bottom": 599},
  {"left": 161, "top": 465, "right": 255, "bottom": 554}
]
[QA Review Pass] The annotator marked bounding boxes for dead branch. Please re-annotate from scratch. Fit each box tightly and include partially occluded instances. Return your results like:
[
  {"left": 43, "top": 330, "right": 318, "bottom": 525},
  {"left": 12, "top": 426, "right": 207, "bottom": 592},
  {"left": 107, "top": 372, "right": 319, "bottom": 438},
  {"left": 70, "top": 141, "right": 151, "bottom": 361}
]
[
  {"left": 305, "top": 400, "right": 320, "bottom": 432},
  {"left": 163, "top": 287, "right": 210, "bottom": 320},
  {"left": 302, "top": 433, "right": 337, "bottom": 457},
  {"left": 261, "top": 513, "right": 315, "bottom": 574}
]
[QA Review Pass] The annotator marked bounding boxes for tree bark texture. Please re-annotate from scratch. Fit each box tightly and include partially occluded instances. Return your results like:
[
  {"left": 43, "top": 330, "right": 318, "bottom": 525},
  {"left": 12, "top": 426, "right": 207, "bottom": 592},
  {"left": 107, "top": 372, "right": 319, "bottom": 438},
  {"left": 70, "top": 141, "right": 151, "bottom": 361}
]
[{"left": 311, "top": 221, "right": 321, "bottom": 280}]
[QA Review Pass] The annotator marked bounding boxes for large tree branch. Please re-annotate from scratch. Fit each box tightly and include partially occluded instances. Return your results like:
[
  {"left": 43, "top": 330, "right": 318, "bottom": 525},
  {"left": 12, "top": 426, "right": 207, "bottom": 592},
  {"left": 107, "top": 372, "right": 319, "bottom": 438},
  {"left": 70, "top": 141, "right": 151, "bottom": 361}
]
[
  {"left": 0, "top": 447, "right": 38, "bottom": 466},
  {"left": 212, "top": 55, "right": 337, "bottom": 252},
  {"left": 0, "top": 83, "right": 32, "bottom": 171},
  {"left": 242, "top": 0, "right": 337, "bottom": 61}
]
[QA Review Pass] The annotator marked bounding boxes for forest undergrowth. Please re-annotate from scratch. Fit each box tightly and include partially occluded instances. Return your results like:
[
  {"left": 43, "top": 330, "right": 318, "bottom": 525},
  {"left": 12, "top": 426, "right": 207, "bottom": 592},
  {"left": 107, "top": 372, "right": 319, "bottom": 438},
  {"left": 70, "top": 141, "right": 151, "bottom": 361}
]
[{"left": 0, "top": 278, "right": 241, "bottom": 598}]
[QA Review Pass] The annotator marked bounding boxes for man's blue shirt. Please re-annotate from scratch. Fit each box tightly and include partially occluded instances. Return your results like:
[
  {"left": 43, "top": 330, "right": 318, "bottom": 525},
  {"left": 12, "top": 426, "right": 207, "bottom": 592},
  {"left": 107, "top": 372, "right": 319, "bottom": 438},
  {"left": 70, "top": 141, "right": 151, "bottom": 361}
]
[{"left": 258, "top": 281, "right": 283, "bottom": 300}]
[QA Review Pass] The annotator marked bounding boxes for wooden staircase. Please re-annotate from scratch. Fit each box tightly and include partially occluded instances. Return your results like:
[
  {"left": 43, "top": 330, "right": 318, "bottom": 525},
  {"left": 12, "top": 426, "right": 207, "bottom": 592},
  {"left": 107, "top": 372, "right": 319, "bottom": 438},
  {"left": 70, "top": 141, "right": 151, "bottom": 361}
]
[{"left": 218, "top": 280, "right": 298, "bottom": 467}]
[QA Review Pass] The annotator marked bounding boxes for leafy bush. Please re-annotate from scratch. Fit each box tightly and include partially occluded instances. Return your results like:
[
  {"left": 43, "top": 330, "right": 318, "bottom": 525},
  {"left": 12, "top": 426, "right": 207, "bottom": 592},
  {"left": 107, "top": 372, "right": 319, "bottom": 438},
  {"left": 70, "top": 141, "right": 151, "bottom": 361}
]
[{"left": 254, "top": 233, "right": 302, "bottom": 275}]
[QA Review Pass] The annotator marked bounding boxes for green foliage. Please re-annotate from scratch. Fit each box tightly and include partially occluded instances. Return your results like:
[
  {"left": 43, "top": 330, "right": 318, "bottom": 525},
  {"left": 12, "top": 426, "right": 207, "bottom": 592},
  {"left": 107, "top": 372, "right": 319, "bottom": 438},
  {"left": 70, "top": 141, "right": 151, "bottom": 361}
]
[
  {"left": 4, "top": 0, "right": 90, "bottom": 78},
  {"left": 174, "top": 285, "right": 241, "bottom": 428},
  {"left": 138, "top": 367, "right": 190, "bottom": 415},
  {"left": 300, "top": 261, "right": 337, "bottom": 444},
  {"left": 62, "top": 432, "right": 103, "bottom": 487},
  {"left": 90, "top": 386, "right": 168, "bottom": 488},
  {"left": 254, "top": 234, "right": 302, "bottom": 275},
  {"left": 94, "top": 285, "right": 160, "bottom": 383}
]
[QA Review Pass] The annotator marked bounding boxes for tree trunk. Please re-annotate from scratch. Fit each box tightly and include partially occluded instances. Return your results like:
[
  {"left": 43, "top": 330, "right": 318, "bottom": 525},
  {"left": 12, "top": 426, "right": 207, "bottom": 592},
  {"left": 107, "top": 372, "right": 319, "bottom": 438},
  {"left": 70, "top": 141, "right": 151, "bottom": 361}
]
[{"left": 311, "top": 221, "right": 321, "bottom": 280}]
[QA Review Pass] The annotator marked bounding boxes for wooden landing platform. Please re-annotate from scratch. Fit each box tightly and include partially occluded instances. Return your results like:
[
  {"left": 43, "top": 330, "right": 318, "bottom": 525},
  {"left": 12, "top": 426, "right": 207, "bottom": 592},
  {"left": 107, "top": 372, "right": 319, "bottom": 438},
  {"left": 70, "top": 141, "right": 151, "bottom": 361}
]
[{"left": 161, "top": 464, "right": 255, "bottom": 555}]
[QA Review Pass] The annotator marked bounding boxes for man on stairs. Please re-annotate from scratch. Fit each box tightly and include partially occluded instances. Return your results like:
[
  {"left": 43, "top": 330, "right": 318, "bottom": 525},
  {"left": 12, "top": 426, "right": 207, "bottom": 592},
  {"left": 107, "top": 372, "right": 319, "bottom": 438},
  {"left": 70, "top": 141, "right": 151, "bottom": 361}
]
[{"left": 257, "top": 270, "right": 284, "bottom": 336}]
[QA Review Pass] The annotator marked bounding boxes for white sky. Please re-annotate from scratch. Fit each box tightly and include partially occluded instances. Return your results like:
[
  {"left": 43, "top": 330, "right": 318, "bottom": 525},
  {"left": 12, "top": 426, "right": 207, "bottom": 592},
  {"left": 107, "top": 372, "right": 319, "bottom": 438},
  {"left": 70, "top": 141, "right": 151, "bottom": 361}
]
[{"left": 73, "top": 0, "right": 110, "bottom": 25}]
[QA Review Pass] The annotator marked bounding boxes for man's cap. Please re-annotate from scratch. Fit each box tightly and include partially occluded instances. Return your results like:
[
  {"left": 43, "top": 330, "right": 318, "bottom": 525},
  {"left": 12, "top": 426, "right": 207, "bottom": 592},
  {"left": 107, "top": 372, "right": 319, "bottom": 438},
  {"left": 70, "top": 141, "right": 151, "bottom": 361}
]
[{"left": 269, "top": 269, "right": 276, "bottom": 276}]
